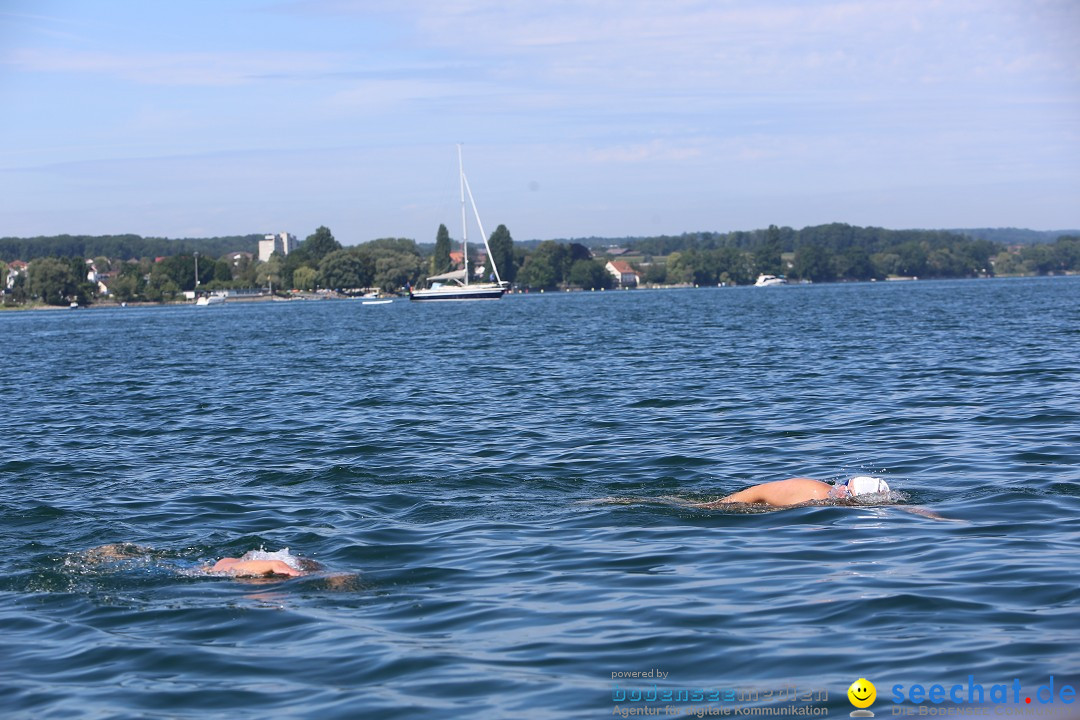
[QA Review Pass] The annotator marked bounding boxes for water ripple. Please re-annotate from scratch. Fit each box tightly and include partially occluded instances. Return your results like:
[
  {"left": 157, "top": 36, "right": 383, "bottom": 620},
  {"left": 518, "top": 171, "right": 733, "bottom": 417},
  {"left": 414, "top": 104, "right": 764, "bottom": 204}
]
[{"left": 1, "top": 278, "right": 1078, "bottom": 717}]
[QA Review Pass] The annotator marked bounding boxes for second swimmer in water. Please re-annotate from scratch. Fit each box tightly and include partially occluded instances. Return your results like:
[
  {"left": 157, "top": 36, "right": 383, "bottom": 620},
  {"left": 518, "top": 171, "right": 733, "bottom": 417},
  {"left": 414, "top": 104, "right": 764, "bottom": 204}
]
[
  {"left": 83, "top": 544, "right": 323, "bottom": 578},
  {"left": 206, "top": 548, "right": 322, "bottom": 578}
]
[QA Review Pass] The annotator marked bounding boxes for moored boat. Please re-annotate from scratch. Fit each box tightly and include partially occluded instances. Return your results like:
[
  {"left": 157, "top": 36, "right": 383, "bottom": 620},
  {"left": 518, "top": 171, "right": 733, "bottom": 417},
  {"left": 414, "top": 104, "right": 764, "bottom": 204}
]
[{"left": 410, "top": 146, "right": 508, "bottom": 302}]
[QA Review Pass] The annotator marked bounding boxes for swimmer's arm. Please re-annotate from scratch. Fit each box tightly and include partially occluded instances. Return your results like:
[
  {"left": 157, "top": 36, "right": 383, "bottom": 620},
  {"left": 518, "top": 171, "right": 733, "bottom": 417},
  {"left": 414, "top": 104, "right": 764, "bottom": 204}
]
[
  {"left": 898, "top": 506, "right": 952, "bottom": 522},
  {"left": 695, "top": 478, "right": 832, "bottom": 508}
]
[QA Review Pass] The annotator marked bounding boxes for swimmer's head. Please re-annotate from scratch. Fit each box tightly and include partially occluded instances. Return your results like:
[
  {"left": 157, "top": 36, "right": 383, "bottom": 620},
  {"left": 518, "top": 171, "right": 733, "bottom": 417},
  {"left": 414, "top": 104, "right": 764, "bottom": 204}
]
[
  {"left": 294, "top": 557, "right": 323, "bottom": 573},
  {"left": 846, "top": 476, "right": 890, "bottom": 497}
]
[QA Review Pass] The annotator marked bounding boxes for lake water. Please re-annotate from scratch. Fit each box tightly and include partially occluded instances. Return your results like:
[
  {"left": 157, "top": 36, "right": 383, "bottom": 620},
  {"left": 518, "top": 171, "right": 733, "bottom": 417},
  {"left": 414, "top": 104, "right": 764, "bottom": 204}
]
[{"left": 2, "top": 277, "right": 1078, "bottom": 719}]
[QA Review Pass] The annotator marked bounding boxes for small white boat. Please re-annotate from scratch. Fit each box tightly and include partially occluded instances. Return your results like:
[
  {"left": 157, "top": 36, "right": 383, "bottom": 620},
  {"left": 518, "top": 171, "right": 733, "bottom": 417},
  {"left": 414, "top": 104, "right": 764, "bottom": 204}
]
[
  {"left": 362, "top": 299, "right": 392, "bottom": 305},
  {"left": 196, "top": 293, "right": 226, "bottom": 306},
  {"left": 754, "top": 274, "right": 787, "bottom": 287}
]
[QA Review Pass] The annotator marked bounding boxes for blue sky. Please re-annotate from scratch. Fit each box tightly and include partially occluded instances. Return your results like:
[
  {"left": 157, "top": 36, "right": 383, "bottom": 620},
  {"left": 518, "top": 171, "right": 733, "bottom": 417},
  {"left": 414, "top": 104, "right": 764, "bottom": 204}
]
[{"left": 1, "top": 0, "right": 1077, "bottom": 245}]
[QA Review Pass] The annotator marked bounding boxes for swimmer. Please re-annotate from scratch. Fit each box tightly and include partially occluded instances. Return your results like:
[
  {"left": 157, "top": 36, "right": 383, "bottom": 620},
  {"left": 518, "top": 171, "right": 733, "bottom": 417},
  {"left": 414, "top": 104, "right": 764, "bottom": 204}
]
[
  {"left": 81, "top": 544, "right": 321, "bottom": 578},
  {"left": 585, "top": 475, "right": 947, "bottom": 519},
  {"left": 693, "top": 476, "right": 891, "bottom": 508},
  {"left": 205, "top": 548, "right": 322, "bottom": 578}
]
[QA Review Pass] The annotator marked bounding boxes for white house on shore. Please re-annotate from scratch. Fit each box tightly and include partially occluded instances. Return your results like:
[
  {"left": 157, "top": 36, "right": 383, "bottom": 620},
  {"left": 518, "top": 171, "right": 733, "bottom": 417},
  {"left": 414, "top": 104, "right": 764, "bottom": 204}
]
[
  {"left": 605, "top": 260, "right": 641, "bottom": 287},
  {"left": 259, "top": 232, "right": 298, "bottom": 263},
  {"left": 6, "top": 260, "right": 28, "bottom": 289}
]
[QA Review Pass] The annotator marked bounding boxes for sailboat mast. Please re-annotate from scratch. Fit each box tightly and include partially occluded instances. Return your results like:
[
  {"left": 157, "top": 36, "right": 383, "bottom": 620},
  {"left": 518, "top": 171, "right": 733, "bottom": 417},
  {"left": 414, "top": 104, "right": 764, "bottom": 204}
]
[
  {"left": 458, "top": 144, "right": 469, "bottom": 287},
  {"left": 461, "top": 173, "right": 502, "bottom": 285}
]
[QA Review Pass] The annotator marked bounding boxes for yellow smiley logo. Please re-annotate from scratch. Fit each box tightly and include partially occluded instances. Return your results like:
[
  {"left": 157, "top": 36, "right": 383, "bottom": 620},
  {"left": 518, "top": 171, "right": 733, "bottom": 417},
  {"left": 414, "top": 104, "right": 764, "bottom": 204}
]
[{"left": 848, "top": 678, "right": 877, "bottom": 709}]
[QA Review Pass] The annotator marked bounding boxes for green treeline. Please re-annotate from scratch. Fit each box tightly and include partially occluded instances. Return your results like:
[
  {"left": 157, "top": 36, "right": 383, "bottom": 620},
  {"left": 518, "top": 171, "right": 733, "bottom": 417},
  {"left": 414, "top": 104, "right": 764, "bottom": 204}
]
[
  {"left": 514, "top": 241, "right": 614, "bottom": 290},
  {"left": 0, "top": 234, "right": 261, "bottom": 263},
  {"left": 271, "top": 229, "right": 427, "bottom": 294},
  {"left": 3, "top": 223, "right": 1079, "bottom": 307},
  {"left": 588, "top": 224, "right": 1080, "bottom": 286},
  {"left": 0, "top": 227, "right": 432, "bottom": 306}
]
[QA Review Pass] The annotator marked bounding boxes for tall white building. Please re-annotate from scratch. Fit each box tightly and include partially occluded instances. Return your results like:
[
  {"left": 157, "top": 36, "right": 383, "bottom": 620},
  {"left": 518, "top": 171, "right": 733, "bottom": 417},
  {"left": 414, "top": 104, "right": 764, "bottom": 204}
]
[{"left": 258, "top": 232, "right": 298, "bottom": 263}]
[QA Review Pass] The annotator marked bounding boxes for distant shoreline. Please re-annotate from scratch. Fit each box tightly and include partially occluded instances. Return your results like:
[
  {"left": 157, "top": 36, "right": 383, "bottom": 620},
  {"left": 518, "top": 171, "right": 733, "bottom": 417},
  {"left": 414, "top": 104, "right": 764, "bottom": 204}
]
[{"left": 4, "top": 272, "right": 1076, "bottom": 313}]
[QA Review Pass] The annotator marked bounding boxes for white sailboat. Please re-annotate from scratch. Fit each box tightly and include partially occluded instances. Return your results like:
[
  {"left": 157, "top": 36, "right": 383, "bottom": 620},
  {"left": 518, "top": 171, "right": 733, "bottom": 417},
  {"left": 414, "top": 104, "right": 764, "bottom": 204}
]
[
  {"left": 193, "top": 251, "right": 226, "bottom": 304},
  {"left": 410, "top": 146, "right": 509, "bottom": 301}
]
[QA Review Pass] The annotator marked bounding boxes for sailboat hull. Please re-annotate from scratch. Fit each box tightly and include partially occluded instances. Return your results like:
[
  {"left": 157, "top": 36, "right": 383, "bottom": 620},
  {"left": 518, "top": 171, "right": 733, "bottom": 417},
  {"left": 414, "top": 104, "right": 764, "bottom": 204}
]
[{"left": 409, "top": 284, "right": 506, "bottom": 301}]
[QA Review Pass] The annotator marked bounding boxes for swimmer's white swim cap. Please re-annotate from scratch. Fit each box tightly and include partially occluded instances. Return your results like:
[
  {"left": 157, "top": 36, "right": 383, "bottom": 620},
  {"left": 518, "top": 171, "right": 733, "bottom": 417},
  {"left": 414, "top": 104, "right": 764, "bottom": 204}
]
[{"left": 848, "top": 476, "right": 890, "bottom": 496}]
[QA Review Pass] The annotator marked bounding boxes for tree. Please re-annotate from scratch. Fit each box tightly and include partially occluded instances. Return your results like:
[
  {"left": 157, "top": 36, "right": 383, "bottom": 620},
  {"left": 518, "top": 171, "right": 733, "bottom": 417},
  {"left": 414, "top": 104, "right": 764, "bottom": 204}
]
[
  {"left": 567, "top": 259, "right": 613, "bottom": 289},
  {"left": 836, "top": 247, "right": 877, "bottom": 280},
  {"left": 793, "top": 243, "right": 835, "bottom": 282},
  {"left": 432, "top": 224, "right": 452, "bottom": 274},
  {"left": 257, "top": 255, "right": 283, "bottom": 292},
  {"left": 1054, "top": 236, "right": 1080, "bottom": 271},
  {"left": 896, "top": 241, "right": 928, "bottom": 277},
  {"left": 563, "top": 243, "right": 592, "bottom": 281},
  {"left": 110, "top": 263, "right": 145, "bottom": 301},
  {"left": 713, "top": 247, "right": 754, "bottom": 285},
  {"left": 230, "top": 254, "right": 259, "bottom": 287},
  {"left": 374, "top": 251, "right": 423, "bottom": 292},
  {"left": 144, "top": 270, "right": 180, "bottom": 302},
  {"left": 1021, "top": 244, "right": 1056, "bottom": 275},
  {"left": 318, "top": 249, "right": 371, "bottom": 290},
  {"left": 991, "top": 251, "right": 1023, "bottom": 275},
  {"left": 927, "top": 248, "right": 967, "bottom": 277},
  {"left": 664, "top": 252, "right": 693, "bottom": 285},
  {"left": 279, "top": 250, "right": 311, "bottom": 290},
  {"left": 487, "top": 224, "right": 515, "bottom": 283},
  {"left": 153, "top": 255, "right": 209, "bottom": 291},
  {"left": 109, "top": 273, "right": 141, "bottom": 302},
  {"left": 516, "top": 241, "right": 566, "bottom": 289},
  {"left": 213, "top": 260, "right": 232, "bottom": 283},
  {"left": 364, "top": 237, "right": 421, "bottom": 255},
  {"left": 302, "top": 226, "right": 341, "bottom": 262},
  {"left": 642, "top": 263, "right": 667, "bottom": 285},
  {"left": 0, "top": 233, "right": 263, "bottom": 263},
  {"left": 349, "top": 238, "right": 424, "bottom": 291},
  {"left": 754, "top": 224, "right": 783, "bottom": 276},
  {"left": 871, "top": 252, "right": 900, "bottom": 277},
  {"left": 293, "top": 266, "right": 319, "bottom": 292},
  {"left": 27, "top": 257, "right": 81, "bottom": 305}
]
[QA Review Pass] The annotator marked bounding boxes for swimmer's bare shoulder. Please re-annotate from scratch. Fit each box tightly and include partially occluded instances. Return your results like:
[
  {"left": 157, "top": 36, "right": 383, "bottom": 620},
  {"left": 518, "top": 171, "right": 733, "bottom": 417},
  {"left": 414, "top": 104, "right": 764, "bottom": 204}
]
[
  {"left": 208, "top": 558, "right": 305, "bottom": 577},
  {"left": 207, "top": 559, "right": 361, "bottom": 588}
]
